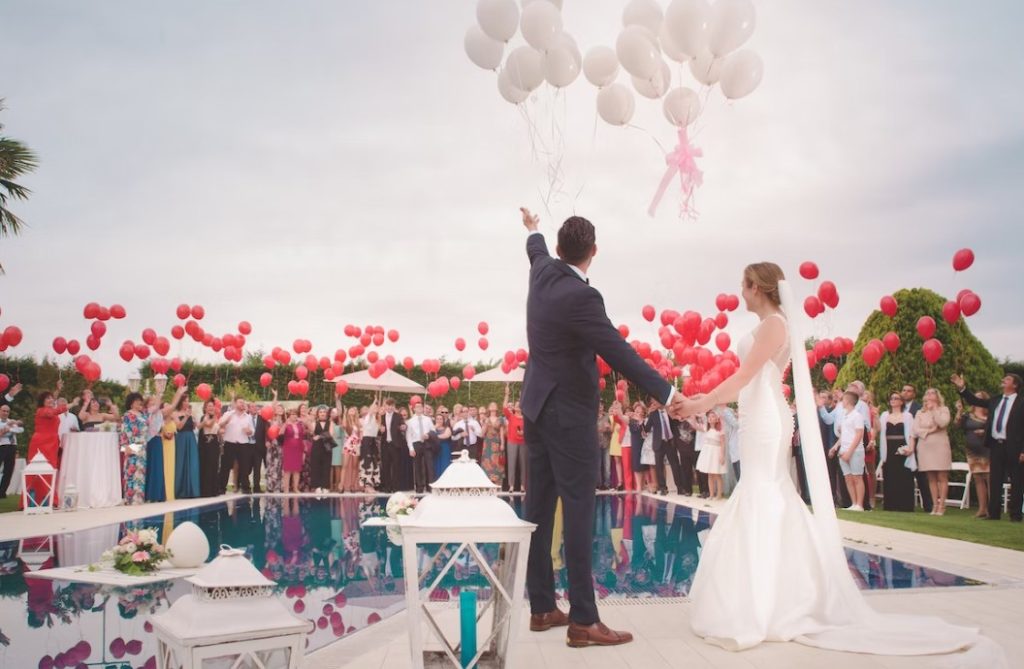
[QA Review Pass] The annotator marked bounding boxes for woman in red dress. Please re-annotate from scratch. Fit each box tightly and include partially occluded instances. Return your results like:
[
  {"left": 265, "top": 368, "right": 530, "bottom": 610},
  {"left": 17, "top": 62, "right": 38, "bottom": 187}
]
[{"left": 24, "top": 381, "right": 66, "bottom": 507}]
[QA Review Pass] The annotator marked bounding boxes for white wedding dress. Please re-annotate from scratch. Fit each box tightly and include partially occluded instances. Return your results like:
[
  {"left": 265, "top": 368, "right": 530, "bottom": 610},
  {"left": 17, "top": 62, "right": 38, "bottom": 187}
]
[{"left": 688, "top": 281, "right": 1001, "bottom": 663}]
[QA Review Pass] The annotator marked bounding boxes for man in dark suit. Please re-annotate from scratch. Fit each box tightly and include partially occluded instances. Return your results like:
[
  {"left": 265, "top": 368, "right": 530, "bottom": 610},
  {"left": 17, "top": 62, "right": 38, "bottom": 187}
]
[
  {"left": 646, "top": 401, "right": 684, "bottom": 495},
  {"left": 380, "top": 398, "right": 407, "bottom": 493},
  {"left": 251, "top": 403, "right": 269, "bottom": 493},
  {"left": 953, "top": 373, "right": 1024, "bottom": 521},
  {"left": 519, "top": 208, "right": 684, "bottom": 648},
  {"left": 900, "top": 383, "right": 931, "bottom": 511}
]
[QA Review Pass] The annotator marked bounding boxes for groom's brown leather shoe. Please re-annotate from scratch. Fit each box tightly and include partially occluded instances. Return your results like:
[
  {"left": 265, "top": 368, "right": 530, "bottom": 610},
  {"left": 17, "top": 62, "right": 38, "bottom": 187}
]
[
  {"left": 566, "top": 621, "right": 634, "bottom": 647},
  {"left": 529, "top": 608, "right": 570, "bottom": 632}
]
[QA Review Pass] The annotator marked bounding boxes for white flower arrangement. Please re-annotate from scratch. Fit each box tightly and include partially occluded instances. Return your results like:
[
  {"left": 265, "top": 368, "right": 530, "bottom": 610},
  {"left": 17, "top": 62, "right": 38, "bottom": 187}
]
[{"left": 385, "top": 492, "right": 418, "bottom": 519}]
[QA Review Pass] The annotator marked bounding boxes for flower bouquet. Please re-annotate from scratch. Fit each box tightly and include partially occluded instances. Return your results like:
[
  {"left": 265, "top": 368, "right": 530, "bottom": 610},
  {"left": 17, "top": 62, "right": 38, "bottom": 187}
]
[
  {"left": 385, "top": 491, "right": 417, "bottom": 519},
  {"left": 100, "top": 528, "right": 172, "bottom": 576}
]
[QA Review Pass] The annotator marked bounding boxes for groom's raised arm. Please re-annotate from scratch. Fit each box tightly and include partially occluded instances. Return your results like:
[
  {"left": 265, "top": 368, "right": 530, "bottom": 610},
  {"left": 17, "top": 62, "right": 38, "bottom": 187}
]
[
  {"left": 526, "top": 231, "right": 549, "bottom": 266},
  {"left": 570, "top": 289, "right": 673, "bottom": 405}
]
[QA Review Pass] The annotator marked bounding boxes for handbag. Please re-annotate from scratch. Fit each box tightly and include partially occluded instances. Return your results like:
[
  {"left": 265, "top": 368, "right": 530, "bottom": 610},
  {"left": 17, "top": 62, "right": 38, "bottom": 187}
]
[{"left": 640, "top": 433, "right": 655, "bottom": 466}]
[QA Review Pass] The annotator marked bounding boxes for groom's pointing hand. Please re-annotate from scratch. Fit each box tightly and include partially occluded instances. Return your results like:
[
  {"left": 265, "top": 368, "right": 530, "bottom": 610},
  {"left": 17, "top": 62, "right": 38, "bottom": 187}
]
[{"left": 521, "top": 207, "right": 539, "bottom": 232}]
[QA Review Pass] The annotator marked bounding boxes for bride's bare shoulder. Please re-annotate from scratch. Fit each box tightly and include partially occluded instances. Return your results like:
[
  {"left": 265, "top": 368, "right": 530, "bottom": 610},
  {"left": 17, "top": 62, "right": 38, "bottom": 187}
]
[{"left": 754, "top": 314, "right": 787, "bottom": 345}]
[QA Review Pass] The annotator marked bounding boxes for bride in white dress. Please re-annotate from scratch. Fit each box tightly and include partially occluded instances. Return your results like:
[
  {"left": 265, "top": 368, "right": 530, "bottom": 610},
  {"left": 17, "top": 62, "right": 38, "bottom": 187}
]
[{"left": 681, "top": 262, "right": 1000, "bottom": 663}]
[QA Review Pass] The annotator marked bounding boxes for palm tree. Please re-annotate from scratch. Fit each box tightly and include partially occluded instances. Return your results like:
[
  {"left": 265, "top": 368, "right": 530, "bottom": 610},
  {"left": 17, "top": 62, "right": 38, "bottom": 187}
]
[{"left": 0, "top": 98, "right": 39, "bottom": 273}]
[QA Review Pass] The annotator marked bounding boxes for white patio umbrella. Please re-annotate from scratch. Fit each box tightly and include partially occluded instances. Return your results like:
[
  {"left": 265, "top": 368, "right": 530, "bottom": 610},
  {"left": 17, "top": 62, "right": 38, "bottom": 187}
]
[
  {"left": 326, "top": 368, "right": 427, "bottom": 394},
  {"left": 468, "top": 364, "right": 525, "bottom": 383}
]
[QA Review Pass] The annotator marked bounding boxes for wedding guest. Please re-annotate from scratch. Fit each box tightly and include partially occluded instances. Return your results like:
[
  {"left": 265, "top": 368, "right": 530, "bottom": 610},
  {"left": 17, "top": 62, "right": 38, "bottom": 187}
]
[
  {"left": 0, "top": 382, "right": 23, "bottom": 408},
  {"left": 901, "top": 383, "right": 932, "bottom": 512},
  {"left": 24, "top": 383, "right": 66, "bottom": 508},
  {"left": 675, "top": 414, "right": 697, "bottom": 495},
  {"left": 695, "top": 411, "right": 727, "bottom": 499},
  {"left": 170, "top": 393, "right": 200, "bottom": 498},
  {"left": 831, "top": 391, "right": 866, "bottom": 510},
  {"left": 359, "top": 399, "right": 382, "bottom": 492},
  {"left": 433, "top": 406, "right": 453, "bottom": 479},
  {"left": 480, "top": 402, "right": 506, "bottom": 487},
  {"left": 817, "top": 390, "right": 844, "bottom": 506},
  {"left": 406, "top": 401, "right": 435, "bottom": 493},
  {"left": 0, "top": 404, "right": 23, "bottom": 498},
  {"left": 219, "top": 398, "right": 256, "bottom": 495},
  {"left": 298, "top": 403, "right": 314, "bottom": 491},
  {"left": 197, "top": 399, "right": 221, "bottom": 497},
  {"left": 78, "top": 397, "right": 119, "bottom": 430},
  {"left": 281, "top": 408, "right": 305, "bottom": 494},
  {"left": 862, "top": 389, "right": 880, "bottom": 509},
  {"left": 647, "top": 399, "right": 683, "bottom": 495},
  {"left": 953, "top": 372, "right": 1023, "bottom": 522},
  {"left": 310, "top": 405, "right": 336, "bottom": 493},
  {"left": 265, "top": 402, "right": 285, "bottom": 494},
  {"left": 120, "top": 392, "right": 150, "bottom": 505},
  {"left": 380, "top": 398, "right": 408, "bottom": 492},
  {"left": 629, "top": 402, "right": 651, "bottom": 492},
  {"left": 251, "top": 400, "right": 270, "bottom": 493},
  {"left": 876, "top": 391, "right": 916, "bottom": 512},
  {"left": 607, "top": 401, "right": 628, "bottom": 491},
  {"left": 913, "top": 388, "right": 952, "bottom": 516},
  {"left": 56, "top": 398, "right": 79, "bottom": 437},
  {"left": 331, "top": 401, "right": 346, "bottom": 492},
  {"left": 340, "top": 406, "right": 361, "bottom": 492},
  {"left": 452, "top": 406, "right": 482, "bottom": 462},
  {"left": 718, "top": 404, "right": 740, "bottom": 481},
  {"left": 503, "top": 386, "right": 527, "bottom": 493},
  {"left": 687, "top": 414, "right": 711, "bottom": 498},
  {"left": 145, "top": 386, "right": 187, "bottom": 503},
  {"left": 956, "top": 392, "right": 990, "bottom": 517},
  {"left": 597, "top": 403, "right": 612, "bottom": 490}
]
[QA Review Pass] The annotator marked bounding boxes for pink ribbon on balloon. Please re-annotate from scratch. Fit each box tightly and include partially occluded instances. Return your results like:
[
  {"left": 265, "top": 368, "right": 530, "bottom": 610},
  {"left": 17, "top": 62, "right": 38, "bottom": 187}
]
[{"left": 647, "top": 127, "right": 703, "bottom": 219}]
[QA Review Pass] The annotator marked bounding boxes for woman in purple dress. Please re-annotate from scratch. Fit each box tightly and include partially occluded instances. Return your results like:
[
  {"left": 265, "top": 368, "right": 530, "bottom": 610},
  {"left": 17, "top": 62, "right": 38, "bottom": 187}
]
[{"left": 281, "top": 408, "right": 306, "bottom": 493}]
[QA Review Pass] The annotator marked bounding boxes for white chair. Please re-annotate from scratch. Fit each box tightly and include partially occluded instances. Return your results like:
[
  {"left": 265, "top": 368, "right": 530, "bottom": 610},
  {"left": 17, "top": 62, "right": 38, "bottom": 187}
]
[{"left": 945, "top": 462, "right": 971, "bottom": 510}]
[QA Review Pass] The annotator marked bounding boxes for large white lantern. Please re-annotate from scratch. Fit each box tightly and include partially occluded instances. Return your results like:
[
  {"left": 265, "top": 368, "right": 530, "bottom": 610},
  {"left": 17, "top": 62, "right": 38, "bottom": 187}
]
[
  {"left": 398, "top": 450, "right": 536, "bottom": 669},
  {"left": 21, "top": 452, "right": 56, "bottom": 514},
  {"left": 149, "top": 546, "right": 311, "bottom": 669}
]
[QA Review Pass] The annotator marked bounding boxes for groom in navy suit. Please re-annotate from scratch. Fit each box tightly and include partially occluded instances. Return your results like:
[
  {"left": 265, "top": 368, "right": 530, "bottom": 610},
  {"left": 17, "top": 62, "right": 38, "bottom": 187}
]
[{"left": 519, "top": 208, "right": 685, "bottom": 647}]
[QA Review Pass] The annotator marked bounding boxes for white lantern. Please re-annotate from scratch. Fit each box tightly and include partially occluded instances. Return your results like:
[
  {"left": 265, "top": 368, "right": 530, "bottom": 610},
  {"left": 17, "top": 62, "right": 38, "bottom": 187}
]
[
  {"left": 21, "top": 452, "right": 56, "bottom": 514},
  {"left": 149, "top": 546, "right": 311, "bottom": 669},
  {"left": 127, "top": 370, "right": 142, "bottom": 392},
  {"left": 61, "top": 483, "right": 79, "bottom": 512},
  {"left": 154, "top": 373, "right": 169, "bottom": 397},
  {"left": 398, "top": 450, "right": 536, "bottom": 669}
]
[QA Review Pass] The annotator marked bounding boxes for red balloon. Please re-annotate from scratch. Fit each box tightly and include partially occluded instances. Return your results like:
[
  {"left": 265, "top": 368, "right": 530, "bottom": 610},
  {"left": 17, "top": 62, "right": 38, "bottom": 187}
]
[
  {"left": 1, "top": 325, "right": 23, "bottom": 348},
  {"left": 170, "top": 325, "right": 184, "bottom": 340},
  {"left": 153, "top": 337, "right": 170, "bottom": 356},
  {"left": 66, "top": 339, "right": 80, "bottom": 355},
  {"left": 358, "top": 333, "right": 371, "bottom": 347},
  {"left": 141, "top": 328, "right": 156, "bottom": 345},
  {"left": 804, "top": 295, "right": 823, "bottom": 318},
  {"left": 883, "top": 332, "right": 901, "bottom": 352},
  {"left": 52, "top": 337, "right": 68, "bottom": 355},
  {"left": 817, "top": 281, "right": 839, "bottom": 309},
  {"left": 294, "top": 365, "right": 309, "bottom": 381},
  {"left": 367, "top": 351, "right": 379, "bottom": 364},
  {"left": 806, "top": 350, "right": 817, "bottom": 368},
  {"left": 85, "top": 334, "right": 101, "bottom": 351},
  {"left": 462, "top": 364, "right": 475, "bottom": 380},
  {"left": 401, "top": 356, "right": 413, "bottom": 371},
  {"left": 297, "top": 379, "right": 309, "bottom": 395},
  {"left": 173, "top": 373, "right": 186, "bottom": 387},
  {"left": 660, "top": 309, "right": 679, "bottom": 327},
  {"left": 952, "top": 248, "right": 974, "bottom": 272},
  {"left": 118, "top": 345, "right": 134, "bottom": 362},
  {"left": 335, "top": 380, "right": 349, "bottom": 396},
  {"left": 304, "top": 354, "right": 318, "bottom": 370},
  {"left": 176, "top": 304, "right": 191, "bottom": 319},
  {"left": 728, "top": 294, "right": 740, "bottom": 311},
  {"left": 941, "top": 300, "right": 961, "bottom": 325},
  {"left": 714, "top": 312, "right": 728, "bottom": 329},
  {"left": 196, "top": 383, "right": 212, "bottom": 400},
  {"left": 959, "top": 292, "right": 981, "bottom": 317},
  {"left": 260, "top": 404, "right": 274, "bottom": 421},
  {"left": 922, "top": 338, "right": 944, "bottom": 364},
  {"left": 714, "top": 332, "right": 731, "bottom": 352},
  {"left": 450, "top": 376, "right": 462, "bottom": 391},
  {"left": 618, "top": 324, "right": 630, "bottom": 339},
  {"left": 799, "top": 261, "right": 819, "bottom": 280},
  {"left": 861, "top": 344, "right": 883, "bottom": 368},
  {"left": 133, "top": 344, "right": 150, "bottom": 359},
  {"left": 371, "top": 333, "right": 384, "bottom": 347},
  {"left": 170, "top": 357, "right": 182, "bottom": 372},
  {"left": 714, "top": 294, "right": 729, "bottom": 312},
  {"left": 822, "top": 362, "right": 838, "bottom": 383},
  {"left": 267, "top": 424, "right": 281, "bottom": 440},
  {"left": 238, "top": 321, "right": 252, "bottom": 335},
  {"left": 97, "top": 306, "right": 111, "bottom": 321},
  {"left": 641, "top": 305, "right": 656, "bottom": 322},
  {"left": 916, "top": 316, "right": 936, "bottom": 340},
  {"left": 517, "top": 348, "right": 528, "bottom": 363},
  {"left": 478, "top": 337, "right": 489, "bottom": 350},
  {"left": 387, "top": 329, "right": 399, "bottom": 343},
  {"left": 110, "top": 304, "right": 126, "bottom": 319},
  {"left": 879, "top": 295, "right": 898, "bottom": 317},
  {"left": 191, "top": 305, "right": 205, "bottom": 320},
  {"left": 478, "top": 321, "right": 489, "bottom": 335},
  {"left": 83, "top": 302, "right": 101, "bottom": 319}
]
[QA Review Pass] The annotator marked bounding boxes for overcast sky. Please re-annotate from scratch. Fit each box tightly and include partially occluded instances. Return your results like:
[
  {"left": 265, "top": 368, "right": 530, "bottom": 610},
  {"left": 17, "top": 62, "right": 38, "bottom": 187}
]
[{"left": 1, "top": 1, "right": 1022, "bottom": 382}]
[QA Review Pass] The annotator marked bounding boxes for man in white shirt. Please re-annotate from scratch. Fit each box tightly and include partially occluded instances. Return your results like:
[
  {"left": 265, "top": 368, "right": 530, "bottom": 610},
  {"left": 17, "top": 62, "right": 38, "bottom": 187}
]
[
  {"left": 218, "top": 398, "right": 255, "bottom": 494},
  {"left": 406, "top": 402, "right": 435, "bottom": 493},
  {"left": 0, "top": 382, "right": 22, "bottom": 409},
  {"left": 452, "top": 407, "right": 483, "bottom": 461},
  {"left": 0, "top": 404, "right": 24, "bottom": 497},
  {"left": 57, "top": 399, "right": 79, "bottom": 437}
]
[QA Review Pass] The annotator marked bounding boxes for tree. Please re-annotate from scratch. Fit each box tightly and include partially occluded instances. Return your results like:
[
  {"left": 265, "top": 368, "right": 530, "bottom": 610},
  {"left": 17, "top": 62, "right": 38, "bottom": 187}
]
[{"left": 0, "top": 98, "right": 39, "bottom": 273}]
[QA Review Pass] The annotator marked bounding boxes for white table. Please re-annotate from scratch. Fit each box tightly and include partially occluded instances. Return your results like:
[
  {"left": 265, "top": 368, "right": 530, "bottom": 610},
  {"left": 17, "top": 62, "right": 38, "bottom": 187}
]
[{"left": 58, "top": 432, "right": 122, "bottom": 509}]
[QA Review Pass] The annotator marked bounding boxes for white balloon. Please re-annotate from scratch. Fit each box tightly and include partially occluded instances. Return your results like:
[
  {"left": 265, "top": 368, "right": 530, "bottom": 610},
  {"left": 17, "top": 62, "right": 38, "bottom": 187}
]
[
  {"left": 166, "top": 521, "right": 210, "bottom": 568},
  {"left": 544, "top": 46, "right": 580, "bottom": 87},
  {"left": 498, "top": 68, "right": 530, "bottom": 104},
  {"left": 553, "top": 32, "right": 582, "bottom": 67},
  {"left": 477, "top": 0, "right": 520, "bottom": 43},
  {"left": 663, "top": 86, "right": 702, "bottom": 126},
  {"left": 616, "top": 25, "right": 661, "bottom": 80},
  {"left": 582, "top": 46, "right": 619, "bottom": 87},
  {"left": 665, "top": 0, "right": 711, "bottom": 59},
  {"left": 719, "top": 48, "right": 763, "bottom": 99},
  {"left": 622, "top": 0, "right": 664, "bottom": 34},
  {"left": 689, "top": 48, "right": 724, "bottom": 85},
  {"left": 709, "top": 0, "right": 756, "bottom": 57},
  {"left": 659, "top": 22, "right": 691, "bottom": 63},
  {"left": 632, "top": 58, "right": 671, "bottom": 99},
  {"left": 505, "top": 45, "right": 545, "bottom": 91},
  {"left": 464, "top": 25, "right": 505, "bottom": 71},
  {"left": 596, "top": 83, "right": 636, "bottom": 126},
  {"left": 520, "top": 0, "right": 562, "bottom": 51}
]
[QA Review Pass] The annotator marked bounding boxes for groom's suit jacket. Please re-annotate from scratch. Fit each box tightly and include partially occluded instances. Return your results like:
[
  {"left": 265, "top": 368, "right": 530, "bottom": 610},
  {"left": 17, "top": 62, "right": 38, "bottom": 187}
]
[{"left": 521, "top": 232, "right": 672, "bottom": 427}]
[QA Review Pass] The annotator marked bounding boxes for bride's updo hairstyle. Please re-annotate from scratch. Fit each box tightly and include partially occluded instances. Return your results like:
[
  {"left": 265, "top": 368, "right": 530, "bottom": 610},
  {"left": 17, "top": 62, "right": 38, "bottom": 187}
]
[{"left": 743, "top": 262, "right": 785, "bottom": 307}]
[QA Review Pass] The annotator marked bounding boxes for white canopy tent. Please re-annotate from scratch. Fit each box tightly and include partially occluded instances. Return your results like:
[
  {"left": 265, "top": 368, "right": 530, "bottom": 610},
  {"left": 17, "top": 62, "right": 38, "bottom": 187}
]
[
  {"left": 469, "top": 364, "right": 525, "bottom": 383},
  {"left": 327, "top": 368, "right": 428, "bottom": 394}
]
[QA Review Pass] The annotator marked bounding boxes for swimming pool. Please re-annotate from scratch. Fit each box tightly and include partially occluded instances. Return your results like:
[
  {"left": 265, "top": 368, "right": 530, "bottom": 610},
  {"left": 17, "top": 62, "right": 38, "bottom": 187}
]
[{"left": 0, "top": 494, "right": 981, "bottom": 668}]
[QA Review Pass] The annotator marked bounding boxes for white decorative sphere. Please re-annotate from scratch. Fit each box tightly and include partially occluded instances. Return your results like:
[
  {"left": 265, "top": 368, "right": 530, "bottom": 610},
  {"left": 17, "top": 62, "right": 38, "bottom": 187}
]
[{"left": 166, "top": 521, "right": 210, "bottom": 568}]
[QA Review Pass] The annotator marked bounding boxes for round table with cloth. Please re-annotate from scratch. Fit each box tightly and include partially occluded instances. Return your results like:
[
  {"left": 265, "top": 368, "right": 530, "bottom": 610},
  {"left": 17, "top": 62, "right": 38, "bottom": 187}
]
[{"left": 57, "top": 432, "right": 122, "bottom": 508}]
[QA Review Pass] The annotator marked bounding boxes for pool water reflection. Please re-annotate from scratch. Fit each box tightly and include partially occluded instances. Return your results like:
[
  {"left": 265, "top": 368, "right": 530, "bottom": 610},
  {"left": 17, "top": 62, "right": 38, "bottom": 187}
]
[{"left": 0, "top": 494, "right": 981, "bottom": 669}]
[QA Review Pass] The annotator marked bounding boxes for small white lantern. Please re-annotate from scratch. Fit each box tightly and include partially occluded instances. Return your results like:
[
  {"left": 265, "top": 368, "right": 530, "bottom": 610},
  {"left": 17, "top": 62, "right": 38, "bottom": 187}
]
[
  {"left": 21, "top": 452, "right": 56, "bottom": 514},
  {"left": 398, "top": 450, "right": 536, "bottom": 669},
  {"left": 61, "top": 483, "right": 79, "bottom": 512},
  {"left": 149, "top": 545, "right": 311, "bottom": 669},
  {"left": 127, "top": 370, "right": 142, "bottom": 392}
]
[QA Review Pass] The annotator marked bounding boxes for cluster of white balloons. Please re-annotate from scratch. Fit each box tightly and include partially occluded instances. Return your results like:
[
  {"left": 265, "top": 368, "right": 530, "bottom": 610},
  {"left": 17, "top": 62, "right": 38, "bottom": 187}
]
[
  {"left": 465, "top": 0, "right": 763, "bottom": 129},
  {"left": 467, "top": 0, "right": 582, "bottom": 104}
]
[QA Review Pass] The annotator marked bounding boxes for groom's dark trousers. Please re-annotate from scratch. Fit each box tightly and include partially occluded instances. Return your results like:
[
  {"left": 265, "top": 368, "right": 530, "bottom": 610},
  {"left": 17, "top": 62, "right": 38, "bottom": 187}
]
[{"left": 522, "top": 230, "right": 672, "bottom": 625}]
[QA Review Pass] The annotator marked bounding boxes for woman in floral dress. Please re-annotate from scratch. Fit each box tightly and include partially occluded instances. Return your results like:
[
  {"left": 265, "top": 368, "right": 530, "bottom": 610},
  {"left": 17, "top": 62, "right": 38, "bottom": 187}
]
[
  {"left": 264, "top": 402, "right": 285, "bottom": 493},
  {"left": 119, "top": 393, "right": 150, "bottom": 505},
  {"left": 480, "top": 402, "right": 506, "bottom": 487}
]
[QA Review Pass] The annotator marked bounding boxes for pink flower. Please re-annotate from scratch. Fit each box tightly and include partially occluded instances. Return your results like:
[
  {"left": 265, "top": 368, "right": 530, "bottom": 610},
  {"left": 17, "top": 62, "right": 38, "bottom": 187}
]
[{"left": 131, "top": 551, "right": 150, "bottom": 562}]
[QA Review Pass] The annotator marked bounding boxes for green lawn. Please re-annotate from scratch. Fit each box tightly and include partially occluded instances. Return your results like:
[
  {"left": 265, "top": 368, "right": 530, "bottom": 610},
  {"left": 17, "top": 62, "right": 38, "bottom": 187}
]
[
  {"left": 0, "top": 495, "right": 19, "bottom": 514},
  {"left": 837, "top": 506, "right": 1024, "bottom": 552}
]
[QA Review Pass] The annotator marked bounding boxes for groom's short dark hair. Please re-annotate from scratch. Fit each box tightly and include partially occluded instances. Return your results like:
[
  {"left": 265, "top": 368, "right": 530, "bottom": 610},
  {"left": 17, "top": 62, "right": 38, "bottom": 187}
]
[{"left": 558, "top": 216, "right": 596, "bottom": 265}]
